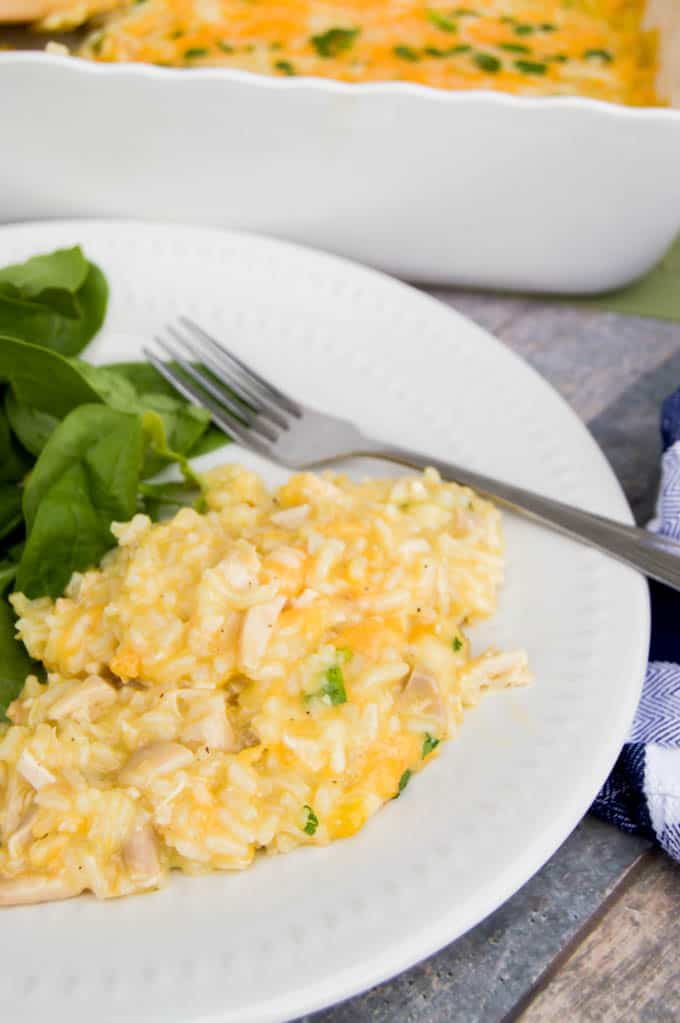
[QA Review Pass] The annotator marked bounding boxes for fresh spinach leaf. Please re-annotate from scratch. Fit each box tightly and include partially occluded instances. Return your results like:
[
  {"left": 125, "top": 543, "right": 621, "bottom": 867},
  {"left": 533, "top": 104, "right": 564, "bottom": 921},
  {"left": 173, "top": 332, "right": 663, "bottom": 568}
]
[
  {"left": 22, "top": 404, "right": 141, "bottom": 534},
  {"left": 0, "top": 335, "right": 102, "bottom": 418},
  {"left": 0, "top": 246, "right": 88, "bottom": 301},
  {"left": 17, "top": 407, "right": 145, "bottom": 598},
  {"left": 0, "top": 561, "right": 17, "bottom": 592},
  {"left": 71, "top": 359, "right": 139, "bottom": 410},
  {"left": 0, "top": 403, "right": 31, "bottom": 484},
  {"left": 103, "top": 361, "right": 229, "bottom": 457},
  {"left": 189, "top": 424, "right": 230, "bottom": 457},
  {"left": 102, "top": 361, "right": 181, "bottom": 400},
  {"left": 4, "top": 387, "right": 58, "bottom": 456},
  {"left": 139, "top": 480, "right": 203, "bottom": 519},
  {"left": 0, "top": 595, "right": 35, "bottom": 719},
  {"left": 0, "top": 248, "right": 108, "bottom": 356},
  {"left": 141, "top": 410, "right": 206, "bottom": 507},
  {"left": 139, "top": 392, "right": 210, "bottom": 461},
  {"left": 0, "top": 484, "right": 22, "bottom": 541}
]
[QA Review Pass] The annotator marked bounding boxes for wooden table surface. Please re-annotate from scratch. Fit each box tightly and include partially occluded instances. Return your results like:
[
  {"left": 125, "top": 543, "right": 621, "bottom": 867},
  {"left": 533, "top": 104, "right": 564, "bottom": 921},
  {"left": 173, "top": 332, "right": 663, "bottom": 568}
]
[{"left": 302, "top": 287, "right": 680, "bottom": 1023}]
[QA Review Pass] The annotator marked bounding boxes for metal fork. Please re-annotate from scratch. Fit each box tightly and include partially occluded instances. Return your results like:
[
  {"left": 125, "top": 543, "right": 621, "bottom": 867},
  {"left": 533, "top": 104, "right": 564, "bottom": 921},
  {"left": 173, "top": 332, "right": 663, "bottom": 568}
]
[{"left": 144, "top": 317, "right": 680, "bottom": 592}]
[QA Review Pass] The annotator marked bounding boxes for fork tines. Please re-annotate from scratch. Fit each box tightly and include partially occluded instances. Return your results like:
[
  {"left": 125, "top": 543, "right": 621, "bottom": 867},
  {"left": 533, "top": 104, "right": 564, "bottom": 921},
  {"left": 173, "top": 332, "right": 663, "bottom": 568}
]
[{"left": 142, "top": 317, "right": 300, "bottom": 456}]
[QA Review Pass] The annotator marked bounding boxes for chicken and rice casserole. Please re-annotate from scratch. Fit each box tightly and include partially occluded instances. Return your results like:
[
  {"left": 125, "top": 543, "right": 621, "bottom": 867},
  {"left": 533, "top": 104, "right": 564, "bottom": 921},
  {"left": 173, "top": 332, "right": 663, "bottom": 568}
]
[{"left": 0, "top": 463, "right": 529, "bottom": 906}]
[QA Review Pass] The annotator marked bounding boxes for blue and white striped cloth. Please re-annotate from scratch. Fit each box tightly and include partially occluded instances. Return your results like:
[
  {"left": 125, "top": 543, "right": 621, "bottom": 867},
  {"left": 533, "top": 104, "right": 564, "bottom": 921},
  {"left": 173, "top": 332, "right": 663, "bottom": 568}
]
[{"left": 591, "top": 385, "right": 680, "bottom": 861}]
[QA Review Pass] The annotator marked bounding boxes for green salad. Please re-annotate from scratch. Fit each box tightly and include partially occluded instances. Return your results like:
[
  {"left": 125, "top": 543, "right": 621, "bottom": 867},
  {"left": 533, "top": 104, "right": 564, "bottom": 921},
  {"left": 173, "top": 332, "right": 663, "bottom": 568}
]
[{"left": 0, "top": 245, "right": 228, "bottom": 717}]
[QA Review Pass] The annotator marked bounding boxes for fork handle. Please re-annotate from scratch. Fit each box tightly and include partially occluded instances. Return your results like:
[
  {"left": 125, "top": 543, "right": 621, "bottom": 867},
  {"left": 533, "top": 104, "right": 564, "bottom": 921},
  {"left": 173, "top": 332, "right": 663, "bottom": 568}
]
[{"left": 368, "top": 443, "right": 680, "bottom": 592}]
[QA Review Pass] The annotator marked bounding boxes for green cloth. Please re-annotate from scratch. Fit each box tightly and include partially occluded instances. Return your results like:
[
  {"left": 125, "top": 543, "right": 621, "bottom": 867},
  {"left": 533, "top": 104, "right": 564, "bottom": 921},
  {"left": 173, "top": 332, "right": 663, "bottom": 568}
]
[{"left": 576, "top": 235, "right": 680, "bottom": 322}]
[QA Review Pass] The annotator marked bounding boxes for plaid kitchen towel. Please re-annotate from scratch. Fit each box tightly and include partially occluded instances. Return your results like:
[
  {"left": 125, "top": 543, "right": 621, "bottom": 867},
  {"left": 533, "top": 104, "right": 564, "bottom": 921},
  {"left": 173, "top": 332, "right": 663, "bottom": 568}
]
[{"left": 591, "top": 385, "right": 680, "bottom": 861}]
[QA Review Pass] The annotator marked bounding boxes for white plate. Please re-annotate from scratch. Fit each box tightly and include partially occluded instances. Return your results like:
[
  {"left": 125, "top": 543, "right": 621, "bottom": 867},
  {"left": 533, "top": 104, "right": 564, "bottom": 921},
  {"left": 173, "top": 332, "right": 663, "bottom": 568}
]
[
  {"left": 0, "top": 221, "right": 649, "bottom": 1023},
  {"left": 2, "top": 46, "right": 680, "bottom": 292}
]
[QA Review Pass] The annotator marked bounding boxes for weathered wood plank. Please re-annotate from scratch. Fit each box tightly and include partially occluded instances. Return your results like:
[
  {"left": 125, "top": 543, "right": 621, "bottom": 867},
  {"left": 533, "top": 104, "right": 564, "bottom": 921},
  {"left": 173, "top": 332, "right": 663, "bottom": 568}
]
[{"left": 515, "top": 851, "right": 680, "bottom": 1023}]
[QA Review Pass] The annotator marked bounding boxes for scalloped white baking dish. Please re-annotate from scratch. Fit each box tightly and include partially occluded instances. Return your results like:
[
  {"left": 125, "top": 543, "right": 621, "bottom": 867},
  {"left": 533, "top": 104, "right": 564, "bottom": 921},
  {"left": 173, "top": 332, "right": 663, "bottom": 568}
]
[{"left": 2, "top": 6, "right": 680, "bottom": 293}]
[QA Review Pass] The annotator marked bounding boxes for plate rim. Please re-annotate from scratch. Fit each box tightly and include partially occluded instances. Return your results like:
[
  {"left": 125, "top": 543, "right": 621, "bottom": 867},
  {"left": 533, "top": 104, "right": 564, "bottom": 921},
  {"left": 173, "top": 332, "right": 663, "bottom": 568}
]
[{"left": 0, "top": 219, "right": 651, "bottom": 1023}]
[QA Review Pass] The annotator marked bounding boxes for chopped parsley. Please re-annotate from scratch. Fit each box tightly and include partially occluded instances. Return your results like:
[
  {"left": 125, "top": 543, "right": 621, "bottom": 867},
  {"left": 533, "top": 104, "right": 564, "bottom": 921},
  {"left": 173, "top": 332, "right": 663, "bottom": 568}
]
[
  {"left": 452, "top": 7, "right": 477, "bottom": 15},
  {"left": 310, "top": 26, "right": 360, "bottom": 58},
  {"left": 274, "top": 59, "right": 296, "bottom": 75},
  {"left": 419, "top": 736, "right": 439, "bottom": 761},
  {"left": 425, "top": 44, "right": 470, "bottom": 57},
  {"left": 336, "top": 646, "right": 353, "bottom": 664},
  {"left": 452, "top": 635, "right": 463, "bottom": 652},
  {"left": 184, "top": 47, "right": 208, "bottom": 59},
  {"left": 513, "top": 24, "right": 534, "bottom": 36},
  {"left": 515, "top": 59, "right": 547, "bottom": 75},
  {"left": 394, "top": 44, "right": 420, "bottom": 62},
  {"left": 540, "top": 23, "right": 556, "bottom": 32},
  {"left": 499, "top": 42, "right": 529, "bottom": 53},
  {"left": 473, "top": 52, "right": 501, "bottom": 72},
  {"left": 217, "top": 41, "right": 234, "bottom": 53},
  {"left": 394, "top": 769, "right": 413, "bottom": 798},
  {"left": 303, "top": 805, "right": 319, "bottom": 835},
  {"left": 548, "top": 53, "right": 568, "bottom": 63},
  {"left": 321, "top": 664, "right": 347, "bottom": 705},
  {"left": 426, "top": 9, "right": 457, "bottom": 32},
  {"left": 584, "top": 48, "right": 613, "bottom": 62}
]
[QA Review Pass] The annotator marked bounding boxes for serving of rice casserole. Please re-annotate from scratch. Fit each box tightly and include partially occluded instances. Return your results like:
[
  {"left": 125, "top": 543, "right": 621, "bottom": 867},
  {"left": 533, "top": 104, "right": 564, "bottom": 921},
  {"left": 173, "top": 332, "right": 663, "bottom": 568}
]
[{"left": 0, "top": 463, "right": 529, "bottom": 906}]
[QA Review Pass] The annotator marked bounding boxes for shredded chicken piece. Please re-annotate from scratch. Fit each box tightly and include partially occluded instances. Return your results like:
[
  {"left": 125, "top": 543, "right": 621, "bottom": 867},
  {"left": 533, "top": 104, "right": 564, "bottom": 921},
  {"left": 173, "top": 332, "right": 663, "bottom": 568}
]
[
  {"left": 461, "top": 649, "right": 532, "bottom": 690},
  {"left": 7, "top": 806, "right": 38, "bottom": 859},
  {"left": 17, "top": 750, "right": 56, "bottom": 791},
  {"left": 271, "top": 505, "right": 310, "bottom": 529},
  {"left": 182, "top": 696, "right": 235, "bottom": 752},
  {"left": 49, "top": 674, "right": 117, "bottom": 723},
  {"left": 0, "top": 874, "right": 82, "bottom": 907},
  {"left": 239, "top": 596, "right": 285, "bottom": 673},
  {"left": 400, "top": 668, "right": 446, "bottom": 726},
  {"left": 118, "top": 742, "right": 193, "bottom": 787},
  {"left": 122, "top": 821, "right": 161, "bottom": 884}
]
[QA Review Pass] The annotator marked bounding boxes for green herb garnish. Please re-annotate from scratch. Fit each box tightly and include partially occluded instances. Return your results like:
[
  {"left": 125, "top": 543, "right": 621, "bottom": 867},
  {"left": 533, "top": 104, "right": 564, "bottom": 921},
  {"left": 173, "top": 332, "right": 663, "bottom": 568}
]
[
  {"left": 452, "top": 635, "right": 463, "bottom": 652},
  {"left": 184, "top": 47, "right": 208, "bottom": 59},
  {"left": 473, "top": 52, "right": 501, "bottom": 72},
  {"left": 426, "top": 9, "right": 457, "bottom": 32},
  {"left": 422, "top": 733, "right": 440, "bottom": 758},
  {"left": 425, "top": 43, "right": 470, "bottom": 56},
  {"left": 321, "top": 664, "right": 347, "bottom": 705},
  {"left": 303, "top": 805, "right": 319, "bottom": 835},
  {"left": 513, "top": 24, "right": 534, "bottom": 36},
  {"left": 394, "top": 769, "right": 413, "bottom": 798},
  {"left": 274, "top": 59, "right": 296, "bottom": 75},
  {"left": 540, "top": 23, "right": 556, "bottom": 32},
  {"left": 514, "top": 59, "right": 547, "bottom": 75},
  {"left": 310, "top": 26, "right": 359, "bottom": 58},
  {"left": 584, "top": 48, "right": 613, "bottom": 62},
  {"left": 217, "top": 41, "right": 234, "bottom": 53},
  {"left": 394, "top": 44, "right": 420, "bottom": 62},
  {"left": 499, "top": 42, "right": 529, "bottom": 53}
]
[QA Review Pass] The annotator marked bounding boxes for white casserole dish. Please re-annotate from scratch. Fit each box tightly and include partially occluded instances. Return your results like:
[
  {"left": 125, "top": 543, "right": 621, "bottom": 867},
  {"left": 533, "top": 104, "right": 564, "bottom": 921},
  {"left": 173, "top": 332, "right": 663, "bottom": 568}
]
[{"left": 2, "top": 4, "right": 680, "bottom": 292}]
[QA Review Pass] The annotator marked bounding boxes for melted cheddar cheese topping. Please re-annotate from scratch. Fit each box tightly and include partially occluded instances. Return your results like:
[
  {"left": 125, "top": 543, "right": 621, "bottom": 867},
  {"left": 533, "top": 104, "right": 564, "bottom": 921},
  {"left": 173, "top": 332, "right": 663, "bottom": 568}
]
[{"left": 69, "top": 0, "right": 660, "bottom": 105}]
